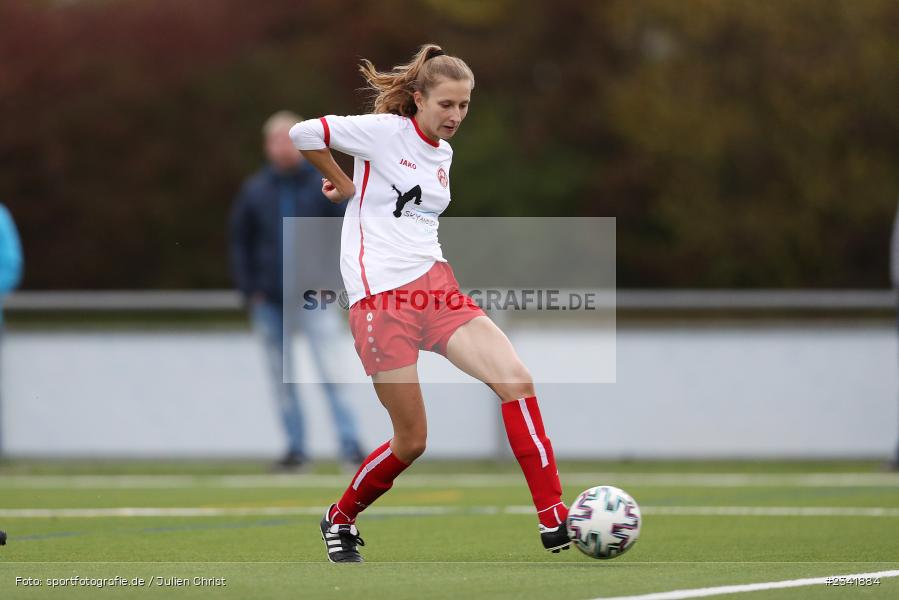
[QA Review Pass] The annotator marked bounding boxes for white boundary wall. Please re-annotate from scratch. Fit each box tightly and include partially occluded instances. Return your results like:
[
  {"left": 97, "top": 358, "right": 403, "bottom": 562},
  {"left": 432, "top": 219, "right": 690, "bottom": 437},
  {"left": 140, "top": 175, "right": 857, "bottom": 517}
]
[{"left": 2, "top": 304, "right": 896, "bottom": 459}]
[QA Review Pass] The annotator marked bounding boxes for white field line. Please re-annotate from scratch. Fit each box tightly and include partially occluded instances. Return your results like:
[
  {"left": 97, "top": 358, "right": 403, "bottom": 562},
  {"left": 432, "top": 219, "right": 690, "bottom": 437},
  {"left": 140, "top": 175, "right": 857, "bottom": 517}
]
[
  {"left": 2, "top": 505, "right": 899, "bottom": 519},
  {"left": 593, "top": 569, "right": 899, "bottom": 600},
  {"left": 639, "top": 506, "right": 899, "bottom": 517},
  {"left": 4, "top": 561, "right": 899, "bottom": 565},
  {"left": 1, "top": 472, "right": 898, "bottom": 489}
]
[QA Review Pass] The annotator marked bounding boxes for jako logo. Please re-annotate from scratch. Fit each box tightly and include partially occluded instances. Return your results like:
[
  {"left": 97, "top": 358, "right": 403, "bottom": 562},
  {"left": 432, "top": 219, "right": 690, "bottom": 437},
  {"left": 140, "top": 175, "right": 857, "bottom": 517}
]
[{"left": 399, "top": 159, "right": 417, "bottom": 169}]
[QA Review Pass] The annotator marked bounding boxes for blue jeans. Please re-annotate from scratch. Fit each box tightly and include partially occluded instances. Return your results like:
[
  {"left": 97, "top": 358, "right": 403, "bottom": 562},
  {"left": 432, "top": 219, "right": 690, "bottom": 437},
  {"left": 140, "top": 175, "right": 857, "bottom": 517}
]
[{"left": 251, "top": 301, "right": 361, "bottom": 460}]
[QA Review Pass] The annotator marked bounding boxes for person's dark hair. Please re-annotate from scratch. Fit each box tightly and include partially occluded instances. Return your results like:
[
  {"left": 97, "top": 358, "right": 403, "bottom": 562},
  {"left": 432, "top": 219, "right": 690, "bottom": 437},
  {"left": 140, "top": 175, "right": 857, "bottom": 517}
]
[{"left": 359, "top": 44, "right": 474, "bottom": 117}]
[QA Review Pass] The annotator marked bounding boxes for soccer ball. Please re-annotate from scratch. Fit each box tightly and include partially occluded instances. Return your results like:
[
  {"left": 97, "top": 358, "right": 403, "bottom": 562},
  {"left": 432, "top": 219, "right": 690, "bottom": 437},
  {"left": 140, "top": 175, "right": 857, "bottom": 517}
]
[{"left": 566, "top": 485, "right": 641, "bottom": 559}]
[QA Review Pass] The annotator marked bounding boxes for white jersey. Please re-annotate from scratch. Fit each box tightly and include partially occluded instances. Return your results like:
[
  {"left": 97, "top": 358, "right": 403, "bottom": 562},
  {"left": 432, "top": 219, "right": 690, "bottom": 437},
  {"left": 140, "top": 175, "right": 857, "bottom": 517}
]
[{"left": 290, "top": 114, "right": 454, "bottom": 305}]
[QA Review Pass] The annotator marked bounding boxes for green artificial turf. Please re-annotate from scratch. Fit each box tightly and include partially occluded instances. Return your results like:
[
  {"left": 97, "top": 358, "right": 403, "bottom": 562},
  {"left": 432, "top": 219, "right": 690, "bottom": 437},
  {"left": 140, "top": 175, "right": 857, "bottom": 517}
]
[{"left": 1, "top": 460, "right": 897, "bottom": 599}]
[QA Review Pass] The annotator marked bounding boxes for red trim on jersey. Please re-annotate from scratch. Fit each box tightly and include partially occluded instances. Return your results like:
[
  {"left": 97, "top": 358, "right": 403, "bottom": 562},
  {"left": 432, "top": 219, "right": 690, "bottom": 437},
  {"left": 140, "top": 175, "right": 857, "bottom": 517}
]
[
  {"left": 357, "top": 160, "right": 372, "bottom": 297},
  {"left": 411, "top": 117, "right": 440, "bottom": 148},
  {"left": 320, "top": 117, "right": 330, "bottom": 147}
]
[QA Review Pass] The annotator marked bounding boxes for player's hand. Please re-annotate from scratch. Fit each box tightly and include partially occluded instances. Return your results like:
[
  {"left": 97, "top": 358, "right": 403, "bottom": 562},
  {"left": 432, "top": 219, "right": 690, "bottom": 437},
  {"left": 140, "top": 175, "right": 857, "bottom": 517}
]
[{"left": 322, "top": 178, "right": 354, "bottom": 202}]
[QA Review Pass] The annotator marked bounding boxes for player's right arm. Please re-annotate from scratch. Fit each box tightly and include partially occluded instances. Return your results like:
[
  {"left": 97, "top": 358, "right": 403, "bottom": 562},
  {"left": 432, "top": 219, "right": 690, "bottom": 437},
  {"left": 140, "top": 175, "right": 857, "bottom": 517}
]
[
  {"left": 299, "top": 148, "right": 355, "bottom": 203},
  {"left": 290, "top": 114, "right": 397, "bottom": 203}
]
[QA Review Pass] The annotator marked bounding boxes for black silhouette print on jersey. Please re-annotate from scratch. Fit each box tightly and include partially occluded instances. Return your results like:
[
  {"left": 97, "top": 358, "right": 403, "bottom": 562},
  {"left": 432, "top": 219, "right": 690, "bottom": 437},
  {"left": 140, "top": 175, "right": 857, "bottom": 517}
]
[{"left": 391, "top": 184, "right": 423, "bottom": 218}]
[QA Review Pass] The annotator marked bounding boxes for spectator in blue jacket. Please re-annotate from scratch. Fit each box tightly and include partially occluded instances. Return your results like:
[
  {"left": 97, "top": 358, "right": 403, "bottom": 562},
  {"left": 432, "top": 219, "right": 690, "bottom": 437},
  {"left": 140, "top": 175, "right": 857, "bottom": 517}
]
[{"left": 230, "top": 111, "right": 363, "bottom": 470}]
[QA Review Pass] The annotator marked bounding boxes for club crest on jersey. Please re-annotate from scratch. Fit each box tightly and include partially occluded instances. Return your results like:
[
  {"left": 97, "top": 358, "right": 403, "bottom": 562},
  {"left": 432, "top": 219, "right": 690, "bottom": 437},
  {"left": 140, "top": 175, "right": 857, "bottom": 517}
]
[
  {"left": 399, "top": 158, "right": 417, "bottom": 170},
  {"left": 391, "top": 184, "right": 423, "bottom": 218},
  {"left": 437, "top": 166, "right": 448, "bottom": 188}
]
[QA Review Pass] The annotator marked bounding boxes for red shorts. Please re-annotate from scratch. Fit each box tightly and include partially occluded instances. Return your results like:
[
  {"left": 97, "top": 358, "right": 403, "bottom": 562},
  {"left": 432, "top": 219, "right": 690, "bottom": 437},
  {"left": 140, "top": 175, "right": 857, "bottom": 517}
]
[{"left": 349, "top": 261, "right": 485, "bottom": 375}]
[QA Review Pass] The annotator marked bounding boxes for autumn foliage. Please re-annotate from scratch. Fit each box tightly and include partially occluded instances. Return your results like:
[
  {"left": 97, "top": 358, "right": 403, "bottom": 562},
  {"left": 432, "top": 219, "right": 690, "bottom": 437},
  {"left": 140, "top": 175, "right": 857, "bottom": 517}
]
[{"left": 2, "top": 0, "right": 897, "bottom": 289}]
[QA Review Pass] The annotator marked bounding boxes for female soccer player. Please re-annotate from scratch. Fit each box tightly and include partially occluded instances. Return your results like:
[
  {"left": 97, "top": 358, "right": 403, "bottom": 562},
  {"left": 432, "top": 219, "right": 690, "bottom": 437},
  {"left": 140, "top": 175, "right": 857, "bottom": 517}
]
[{"left": 290, "top": 44, "right": 569, "bottom": 563}]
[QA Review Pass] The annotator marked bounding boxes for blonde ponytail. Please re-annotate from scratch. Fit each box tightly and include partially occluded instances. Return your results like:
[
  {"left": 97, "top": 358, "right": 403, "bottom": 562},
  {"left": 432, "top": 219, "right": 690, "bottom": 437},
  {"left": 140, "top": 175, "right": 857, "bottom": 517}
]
[{"left": 359, "top": 44, "right": 474, "bottom": 117}]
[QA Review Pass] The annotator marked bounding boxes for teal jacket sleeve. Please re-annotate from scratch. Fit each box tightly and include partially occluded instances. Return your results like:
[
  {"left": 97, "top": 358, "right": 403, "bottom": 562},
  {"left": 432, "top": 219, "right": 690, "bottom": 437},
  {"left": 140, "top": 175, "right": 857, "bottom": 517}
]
[{"left": 0, "top": 204, "right": 23, "bottom": 294}]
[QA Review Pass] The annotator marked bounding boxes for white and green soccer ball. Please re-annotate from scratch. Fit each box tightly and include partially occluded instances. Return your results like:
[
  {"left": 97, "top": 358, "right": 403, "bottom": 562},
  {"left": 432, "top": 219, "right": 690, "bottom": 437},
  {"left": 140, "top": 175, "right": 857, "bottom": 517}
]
[{"left": 566, "top": 485, "right": 642, "bottom": 559}]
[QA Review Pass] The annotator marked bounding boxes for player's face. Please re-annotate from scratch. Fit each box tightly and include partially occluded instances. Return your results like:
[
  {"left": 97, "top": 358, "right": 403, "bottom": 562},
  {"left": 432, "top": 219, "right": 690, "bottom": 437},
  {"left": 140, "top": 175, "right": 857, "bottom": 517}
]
[
  {"left": 415, "top": 77, "right": 472, "bottom": 141},
  {"left": 265, "top": 125, "right": 303, "bottom": 172}
]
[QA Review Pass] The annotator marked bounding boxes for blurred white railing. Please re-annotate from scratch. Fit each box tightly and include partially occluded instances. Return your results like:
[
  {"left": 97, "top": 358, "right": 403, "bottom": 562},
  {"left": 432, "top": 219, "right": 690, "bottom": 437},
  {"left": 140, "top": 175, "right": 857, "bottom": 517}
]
[{"left": 5, "top": 289, "right": 895, "bottom": 311}]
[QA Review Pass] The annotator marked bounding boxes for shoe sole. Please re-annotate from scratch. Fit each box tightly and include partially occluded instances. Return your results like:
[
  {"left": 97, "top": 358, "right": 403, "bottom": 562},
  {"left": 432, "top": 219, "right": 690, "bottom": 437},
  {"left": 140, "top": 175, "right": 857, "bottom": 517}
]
[{"left": 545, "top": 540, "right": 572, "bottom": 553}]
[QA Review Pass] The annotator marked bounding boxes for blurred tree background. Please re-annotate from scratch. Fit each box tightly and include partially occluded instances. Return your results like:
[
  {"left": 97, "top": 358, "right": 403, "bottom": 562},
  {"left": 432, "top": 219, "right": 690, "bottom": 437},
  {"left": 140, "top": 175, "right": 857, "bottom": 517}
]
[{"left": 1, "top": 0, "right": 897, "bottom": 289}]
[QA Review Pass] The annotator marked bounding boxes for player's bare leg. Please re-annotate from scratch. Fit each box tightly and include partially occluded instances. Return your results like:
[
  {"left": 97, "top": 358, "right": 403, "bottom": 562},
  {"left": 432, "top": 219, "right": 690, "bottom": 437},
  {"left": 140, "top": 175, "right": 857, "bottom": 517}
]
[
  {"left": 446, "top": 316, "right": 571, "bottom": 552},
  {"left": 444, "top": 316, "right": 532, "bottom": 400},
  {"left": 321, "top": 364, "right": 424, "bottom": 562},
  {"left": 372, "top": 364, "right": 428, "bottom": 464}
]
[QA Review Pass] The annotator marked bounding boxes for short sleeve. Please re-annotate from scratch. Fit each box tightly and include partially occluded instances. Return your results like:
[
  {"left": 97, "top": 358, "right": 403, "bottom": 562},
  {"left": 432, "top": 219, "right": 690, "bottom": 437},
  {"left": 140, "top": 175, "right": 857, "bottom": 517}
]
[{"left": 290, "top": 114, "right": 400, "bottom": 161}]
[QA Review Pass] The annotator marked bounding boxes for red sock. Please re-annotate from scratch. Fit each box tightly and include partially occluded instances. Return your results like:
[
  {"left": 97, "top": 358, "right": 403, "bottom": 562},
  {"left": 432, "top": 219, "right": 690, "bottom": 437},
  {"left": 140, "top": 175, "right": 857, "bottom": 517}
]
[
  {"left": 329, "top": 440, "right": 409, "bottom": 524},
  {"left": 502, "top": 396, "right": 568, "bottom": 528}
]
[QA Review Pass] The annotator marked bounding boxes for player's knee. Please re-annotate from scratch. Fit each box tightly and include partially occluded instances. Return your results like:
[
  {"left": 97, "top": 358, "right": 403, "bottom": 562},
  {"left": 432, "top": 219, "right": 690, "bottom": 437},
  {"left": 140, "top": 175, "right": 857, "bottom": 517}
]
[
  {"left": 394, "top": 433, "right": 427, "bottom": 463},
  {"left": 495, "top": 363, "right": 534, "bottom": 401},
  {"left": 405, "top": 439, "right": 427, "bottom": 462}
]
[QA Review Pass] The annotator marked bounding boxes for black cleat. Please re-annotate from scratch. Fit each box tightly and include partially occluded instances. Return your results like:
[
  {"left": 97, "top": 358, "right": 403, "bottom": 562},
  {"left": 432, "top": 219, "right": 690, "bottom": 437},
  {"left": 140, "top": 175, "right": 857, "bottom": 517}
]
[
  {"left": 320, "top": 505, "right": 364, "bottom": 563},
  {"left": 540, "top": 523, "right": 571, "bottom": 553}
]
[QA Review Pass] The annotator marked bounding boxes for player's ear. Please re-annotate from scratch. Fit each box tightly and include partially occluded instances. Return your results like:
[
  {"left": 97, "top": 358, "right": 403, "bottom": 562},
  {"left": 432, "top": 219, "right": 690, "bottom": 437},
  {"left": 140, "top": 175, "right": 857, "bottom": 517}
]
[{"left": 413, "top": 90, "right": 424, "bottom": 113}]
